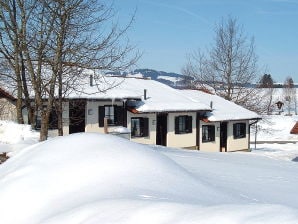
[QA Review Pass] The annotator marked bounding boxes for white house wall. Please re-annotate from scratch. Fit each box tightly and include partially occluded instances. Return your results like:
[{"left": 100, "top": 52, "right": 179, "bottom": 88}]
[
  {"left": 226, "top": 120, "right": 249, "bottom": 152},
  {"left": 127, "top": 112, "right": 156, "bottom": 145},
  {"left": 167, "top": 112, "right": 197, "bottom": 148},
  {"left": 0, "top": 98, "right": 16, "bottom": 121},
  {"left": 85, "top": 100, "right": 124, "bottom": 133},
  {"left": 199, "top": 121, "right": 220, "bottom": 152}
]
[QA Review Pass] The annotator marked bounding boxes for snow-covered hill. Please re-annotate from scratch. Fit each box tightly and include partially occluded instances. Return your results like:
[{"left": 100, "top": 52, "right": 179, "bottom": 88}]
[{"left": 107, "top": 69, "right": 186, "bottom": 87}]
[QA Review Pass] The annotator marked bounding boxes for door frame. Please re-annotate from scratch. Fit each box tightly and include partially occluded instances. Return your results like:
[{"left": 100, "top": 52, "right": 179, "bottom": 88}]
[
  {"left": 69, "top": 100, "right": 86, "bottom": 134},
  {"left": 220, "top": 122, "right": 228, "bottom": 152},
  {"left": 156, "top": 113, "right": 168, "bottom": 146}
]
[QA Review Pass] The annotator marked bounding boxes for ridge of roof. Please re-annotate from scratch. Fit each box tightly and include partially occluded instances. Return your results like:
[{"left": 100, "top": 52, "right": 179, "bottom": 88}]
[{"left": 0, "top": 87, "right": 15, "bottom": 101}]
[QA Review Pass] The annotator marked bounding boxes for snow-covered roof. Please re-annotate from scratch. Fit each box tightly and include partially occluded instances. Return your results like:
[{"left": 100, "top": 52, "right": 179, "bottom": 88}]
[
  {"left": 70, "top": 76, "right": 211, "bottom": 113},
  {"left": 181, "top": 90, "right": 261, "bottom": 121}
]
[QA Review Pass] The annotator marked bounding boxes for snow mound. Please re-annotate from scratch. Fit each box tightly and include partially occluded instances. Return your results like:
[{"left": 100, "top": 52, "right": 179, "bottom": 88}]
[
  {"left": 0, "top": 120, "right": 37, "bottom": 144},
  {"left": 0, "top": 120, "right": 39, "bottom": 155},
  {"left": 0, "top": 133, "right": 227, "bottom": 224},
  {"left": 1, "top": 133, "right": 298, "bottom": 223}
]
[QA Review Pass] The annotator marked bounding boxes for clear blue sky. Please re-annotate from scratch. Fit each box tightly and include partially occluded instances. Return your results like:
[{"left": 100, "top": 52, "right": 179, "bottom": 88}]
[{"left": 114, "top": 0, "right": 298, "bottom": 82}]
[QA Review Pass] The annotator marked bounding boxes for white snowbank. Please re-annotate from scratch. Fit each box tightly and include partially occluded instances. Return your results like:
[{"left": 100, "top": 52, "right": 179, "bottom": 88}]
[
  {"left": 0, "top": 133, "right": 298, "bottom": 223},
  {"left": 0, "top": 120, "right": 39, "bottom": 155},
  {"left": 110, "top": 126, "right": 131, "bottom": 134}
]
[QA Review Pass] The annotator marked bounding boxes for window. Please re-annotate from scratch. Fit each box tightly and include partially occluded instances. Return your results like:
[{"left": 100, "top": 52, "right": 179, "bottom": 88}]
[
  {"left": 175, "top": 115, "right": 192, "bottom": 134},
  {"left": 202, "top": 125, "right": 215, "bottom": 142},
  {"left": 131, "top": 117, "right": 149, "bottom": 137},
  {"left": 98, "top": 105, "right": 125, "bottom": 127},
  {"left": 233, "top": 123, "right": 246, "bottom": 139},
  {"left": 105, "top": 105, "right": 115, "bottom": 125}
]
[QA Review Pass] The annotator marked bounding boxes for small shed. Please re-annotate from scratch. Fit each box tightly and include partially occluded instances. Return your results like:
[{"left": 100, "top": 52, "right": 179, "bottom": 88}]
[{"left": 290, "top": 122, "right": 298, "bottom": 134}]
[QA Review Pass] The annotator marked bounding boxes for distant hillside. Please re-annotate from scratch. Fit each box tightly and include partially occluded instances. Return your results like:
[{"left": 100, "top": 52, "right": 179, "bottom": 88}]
[{"left": 106, "top": 69, "right": 187, "bottom": 87}]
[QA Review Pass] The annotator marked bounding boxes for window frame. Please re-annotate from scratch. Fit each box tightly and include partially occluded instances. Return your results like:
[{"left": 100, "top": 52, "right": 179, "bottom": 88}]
[
  {"left": 131, "top": 117, "right": 149, "bottom": 138},
  {"left": 175, "top": 115, "right": 192, "bottom": 134},
  {"left": 98, "top": 105, "right": 124, "bottom": 127},
  {"left": 202, "top": 125, "right": 215, "bottom": 143},
  {"left": 104, "top": 105, "right": 116, "bottom": 125},
  {"left": 233, "top": 122, "right": 246, "bottom": 139}
]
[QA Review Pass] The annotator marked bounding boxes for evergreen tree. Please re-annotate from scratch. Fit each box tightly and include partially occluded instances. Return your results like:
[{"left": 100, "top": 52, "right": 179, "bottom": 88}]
[{"left": 259, "top": 74, "right": 274, "bottom": 88}]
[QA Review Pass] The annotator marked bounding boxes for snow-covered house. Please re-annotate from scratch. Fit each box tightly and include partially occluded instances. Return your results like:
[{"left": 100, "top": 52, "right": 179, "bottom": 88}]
[
  {"left": 182, "top": 90, "right": 260, "bottom": 152},
  {"left": 29, "top": 76, "right": 259, "bottom": 152}
]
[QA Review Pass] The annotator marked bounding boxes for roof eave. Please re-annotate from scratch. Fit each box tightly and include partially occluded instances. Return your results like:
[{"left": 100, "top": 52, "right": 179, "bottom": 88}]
[
  {"left": 208, "top": 117, "right": 262, "bottom": 122},
  {"left": 135, "top": 109, "right": 212, "bottom": 114}
]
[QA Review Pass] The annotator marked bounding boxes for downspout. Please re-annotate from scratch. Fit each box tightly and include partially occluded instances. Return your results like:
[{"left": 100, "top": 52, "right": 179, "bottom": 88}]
[
  {"left": 122, "top": 99, "right": 127, "bottom": 127},
  {"left": 249, "top": 119, "right": 260, "bottom": 151},
  {"left": 196, "top": 113, "right": 200, "bottom": 150}
]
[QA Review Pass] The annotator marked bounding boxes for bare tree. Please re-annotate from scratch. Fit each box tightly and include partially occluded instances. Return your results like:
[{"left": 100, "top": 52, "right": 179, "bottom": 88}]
[
  {"left": 258, "top": 74, "right": 275, "bottom": 115},
  {"left": 44, "top": 0, "right": 138, "bottom": 136},
  {"left": 0, "top": 0, "right": 34, "bottom": 124},
  {"left": 283, "top": 76, "right": 295, "bottom": 115},
  {"left": 183, "top": 16, "right": 259, "bottom": 111},
  {"left": 0, "top": 0, "right": 139, "bottom": 141}
]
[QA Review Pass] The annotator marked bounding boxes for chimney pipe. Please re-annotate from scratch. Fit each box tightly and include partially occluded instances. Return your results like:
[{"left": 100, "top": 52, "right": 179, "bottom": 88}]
[
  {"left": 210, "top": 101, "right": 213, "bottom": 109},
  {"left": 144, "top": 89, "right": 147, "bottom": 100},
  {"left": 90, "top": 74, "right": 93, "bottom": 87}
]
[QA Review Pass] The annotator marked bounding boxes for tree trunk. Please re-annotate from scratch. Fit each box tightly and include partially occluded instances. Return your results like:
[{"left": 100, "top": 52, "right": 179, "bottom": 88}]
[
  {"left": 57, "top": 69, "right": 63, "bottom": 136},
  {"left": 16, "top": 94, "right": 24, "bottom": 124},
  {"left": 57, "top": 99, "right": 63, "bottom": 136},
  {"left": 40, "top": 111, "right": 49, "bottom": 141},
  {"left": 20, "top": 51, "right": 34, "bottom": 125},
  {"left": 16, "top": 67, "right": 24, "bottom": 124},
  {"left": 266, "top": 88, "right": 273, "bottom": 115}
]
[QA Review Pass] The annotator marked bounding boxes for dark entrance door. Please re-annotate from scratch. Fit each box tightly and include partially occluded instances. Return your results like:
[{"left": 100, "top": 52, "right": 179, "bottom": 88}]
[
  {"left": 156, "top": 113, "right": 167, "bottom": 146},
  {"left": 220, "top": 122, "right": 228, "bottom": 152},
  {"left": 69, "top": 100, "right": 86, "bottom": 134}
]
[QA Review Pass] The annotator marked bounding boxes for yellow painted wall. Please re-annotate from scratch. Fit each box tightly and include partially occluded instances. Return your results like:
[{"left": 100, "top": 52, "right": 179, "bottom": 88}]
[
  {"left": 226, "top": 120, "right": 249, "bottom": 151},
  {"left": 127, "top": 112, "right": 156, "bottom": 145},
  {"left": 199, "top": 121, "right": 220, "bottom": 152},
  {"left": 166, "top": 112, "right": 197, "bottom": 148}
]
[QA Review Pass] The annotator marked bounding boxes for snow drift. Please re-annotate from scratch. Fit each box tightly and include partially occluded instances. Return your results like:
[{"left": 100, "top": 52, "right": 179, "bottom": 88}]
[
  {"left": 0, "top": 120, "right": 39, "bottom": 155},
  {"left": 0, "top": 133, "right": 227, "bottom": 223},
  {"left": 0, "top": 133, "right": 298, "bottom": 223}
]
